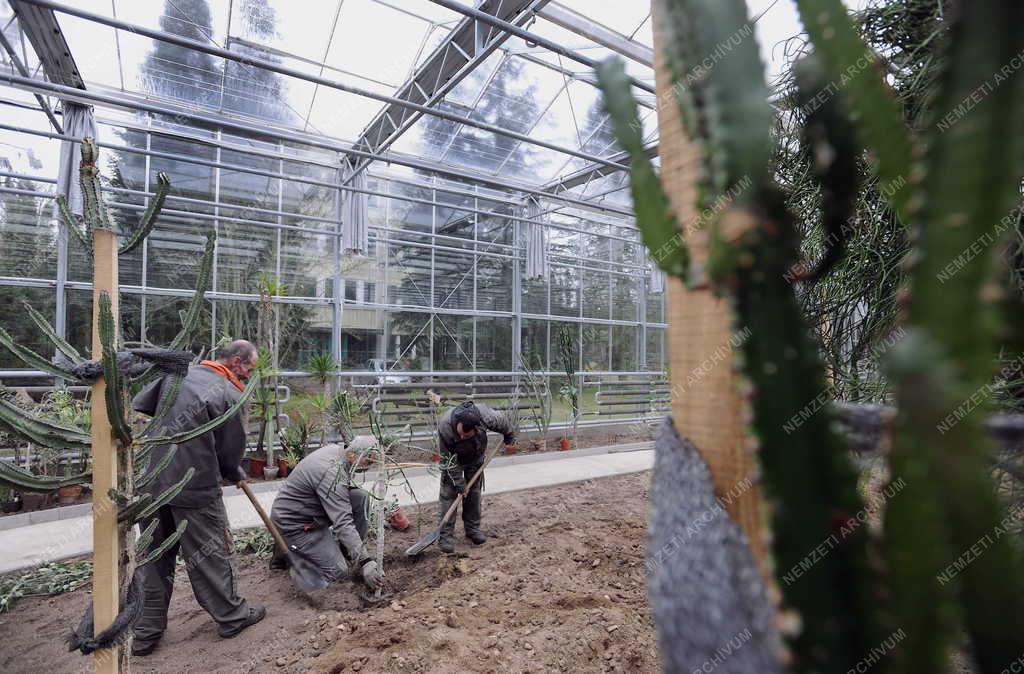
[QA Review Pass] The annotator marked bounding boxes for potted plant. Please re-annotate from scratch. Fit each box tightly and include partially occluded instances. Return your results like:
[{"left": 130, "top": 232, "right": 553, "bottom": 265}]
[
  {"left": 518, "top": 351, "right": 552, "bottom": 452},
  {"left": 57, "top": 460, "right": 83, "bottom": 504},
  {"left": 281, "top": 449, "right": 302, "bottom": 478},
  {"left": 305, "top": 352, "right": 338, "bottom": 447},
  {"left": 247, "top": 452, "right": 267, "bottom": 479}
]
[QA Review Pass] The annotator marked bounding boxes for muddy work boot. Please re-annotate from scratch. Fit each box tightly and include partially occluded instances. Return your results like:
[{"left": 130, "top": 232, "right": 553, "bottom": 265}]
[
  {"left": 465, "top": 530, "right": 487, "bottom": 545},
  {"left": 439, "top": 532, "right": 456, "bottom": 554},
  {"left": 218, "top": 604, "right": 267, "bottom": 639}
]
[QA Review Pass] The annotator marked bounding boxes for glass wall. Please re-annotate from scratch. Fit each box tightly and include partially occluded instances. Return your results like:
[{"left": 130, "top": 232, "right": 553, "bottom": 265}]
[{"left": 0, "top": 113, "right": 666, "bottom": 378}]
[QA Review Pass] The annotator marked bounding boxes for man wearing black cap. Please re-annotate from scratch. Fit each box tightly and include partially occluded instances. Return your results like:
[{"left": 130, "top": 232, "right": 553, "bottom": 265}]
[{"left": 436, "top": 401, "right": 516, "bottom": 553}]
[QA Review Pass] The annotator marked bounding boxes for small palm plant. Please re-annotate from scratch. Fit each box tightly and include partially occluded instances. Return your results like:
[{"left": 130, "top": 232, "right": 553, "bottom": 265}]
[{"left": 305, "top": 351, "right": 338, "bottom": 446}]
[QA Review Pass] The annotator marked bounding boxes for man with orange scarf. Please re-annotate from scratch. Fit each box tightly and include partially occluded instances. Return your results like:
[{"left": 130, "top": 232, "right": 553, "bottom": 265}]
[{"left": 130, "top": 340, "right": 264, "bottom": 655}]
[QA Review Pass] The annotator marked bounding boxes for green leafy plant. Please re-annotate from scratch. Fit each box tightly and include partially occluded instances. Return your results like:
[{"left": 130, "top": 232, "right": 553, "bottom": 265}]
[
  {"left": 518, "top": 351, "right": 552, "bottom": 442},
  {"left": 555, "top": 326, "right": 580, "bottom": 441},
  {"left": 0, "top": 559, "right": 93, "bottom": 613},
  {"left": 233, "top": 528, "right": 275, "bottom": 560},
  {"left": 305, "top": 352, "right": 339, "bottom": 446}
]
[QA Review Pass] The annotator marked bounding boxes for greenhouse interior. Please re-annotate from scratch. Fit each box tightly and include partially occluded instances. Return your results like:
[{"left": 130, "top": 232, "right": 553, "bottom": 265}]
[
  {"left": 0, "top": 0, "right": 667, "bottom": 435},
  {"left": 1, "top": 0, "right": 1023, "bottom": 672}
]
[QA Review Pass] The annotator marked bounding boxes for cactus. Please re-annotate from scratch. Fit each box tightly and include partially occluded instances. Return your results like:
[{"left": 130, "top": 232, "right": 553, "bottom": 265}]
[
  {"left": 600, "top": 2, "right": 883, "bottom": 671},
  {"left": 793, "top": 0, "right": 917, "bottom": 224},
  {"left": 54, "top": 137, "right": 171, "bottom": 255},
  {"left": 603, "top": 0, "right": 1024, "bottom": 672},
  {"left": 883, "top": 2, "right": 1024, "bottom": 671}
]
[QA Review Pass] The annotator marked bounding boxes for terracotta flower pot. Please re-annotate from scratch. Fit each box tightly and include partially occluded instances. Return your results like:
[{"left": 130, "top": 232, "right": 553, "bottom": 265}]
[
  {"left": 559, "top": 438, "right": 571, "bottom": 451},
  {"left": 57, "top": 484, "right": 83, "bottom": 505},
  {"left": 277, "top": 459, "right": 289, "bottom": 478},
  {"left": 388, "top": 507, "right": 410, "bottom": 531},
  {"left": 248, "top": 457, "right": 267, "bottom": 479},
  {"left": 21, "top": 492, "right": 48, "bottom": 511}
]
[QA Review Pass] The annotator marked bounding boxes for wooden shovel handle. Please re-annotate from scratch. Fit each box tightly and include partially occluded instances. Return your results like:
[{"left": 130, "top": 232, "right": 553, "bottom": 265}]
[
  {"left": 238, "top": 479, "right": 290, "bottom": 553},
  {"left": 438, "top": 443, "right": 501, "bottom": 527}
]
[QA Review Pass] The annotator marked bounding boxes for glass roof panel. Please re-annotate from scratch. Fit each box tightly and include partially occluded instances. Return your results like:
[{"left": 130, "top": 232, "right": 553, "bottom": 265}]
[
  {"left": 327, "top": 0, "right": 437, "bottom": 90},
  {"left": 229, "top": 0, "right": 336, "bottom": 64},
  {"left": 557, "top": 1, "right": 651, "bottom": 44},
  {"left": 33, "top": 0, "right": 659, "bottom": 198}
]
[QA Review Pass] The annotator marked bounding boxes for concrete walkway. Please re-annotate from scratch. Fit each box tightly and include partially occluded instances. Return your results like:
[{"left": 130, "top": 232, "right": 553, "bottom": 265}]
[{"left": 0, "top": 444, "right": 653, "bottom": 574}]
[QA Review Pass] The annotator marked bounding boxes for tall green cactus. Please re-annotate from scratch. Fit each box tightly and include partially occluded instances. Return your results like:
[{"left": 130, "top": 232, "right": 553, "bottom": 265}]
[{"left": 602, "top": 0, "right": 1024, "bottom": 672}]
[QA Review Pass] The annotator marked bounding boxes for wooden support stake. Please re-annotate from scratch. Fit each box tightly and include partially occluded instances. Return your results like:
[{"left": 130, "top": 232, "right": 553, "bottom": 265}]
[
  {"left": 651, "top": 3, "right": 771, "bottom": 575},
  {"left": 90, "top": 228, "right": 121, "bottom": 673}
]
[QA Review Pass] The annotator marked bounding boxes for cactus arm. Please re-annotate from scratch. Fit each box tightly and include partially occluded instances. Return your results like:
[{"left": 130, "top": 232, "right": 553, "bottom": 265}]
[
  {"left": 136, "top": 520, "right": 188, "bottom": 567},
  {"left": 135, "top": 444, "right": 179, "bottom": 490},
  {"left": 886, "top": 2, "right": 1024, "bottom": 671},
  {"left": 793, "top": 0, "right": 916, "bottom": 223},
  {"left": 119, "top": 171, "right": 170, "bottom": 255},
  {"left": 0, "top": 393, "right": 91, "bottom": 450},
  {"left": 793, "top": 55, "right": 861, "bottom": 283},
  {"left": 79, "top": 139, "right": 116, "bottom": 234},
  {"left": 673, "top": 1, "right": 774, "bottom": 205},
  {"left": 139, "top": 374, "right": 183, "bottom": 439},
  {"left": 596, "top": 58, "right": 688, "bottom": 278},
  {"left": 168, "top": 230, "right": 215, "bottom": 351},
  {"left": 138, "top": 374, "right": 258, "bottom": 447},
  {"left": 115, "top": 493, "right": 153, "bottom": 524},
  {"left": 22, "top": 301, "right": 83, "bottom": 365},
  {"left": 0, "top": 326, "right": 80, "bottom": 381},
  {"left": 54, "top": 194, "right": 91, "bottom": 251},
  {"left": 98, "top": 293, "right": 132, "bottom": 447},
  {"left": 0, "top": 459, "right": 90, "bottom": 492},
  {"left": 135, "top": 467, "right": 195, "bottom": 521},
  {"left": 134, "top": 519, "right": 159, "bottom": 559}
]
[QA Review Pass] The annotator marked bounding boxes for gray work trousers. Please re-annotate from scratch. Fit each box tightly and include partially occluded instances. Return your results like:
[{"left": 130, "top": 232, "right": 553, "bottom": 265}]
[
  {"left": 273, "top": 488, "right": 370, "bottom": 582},
  {"left": 134, "top": 498, "right": 251, "bottom": 647},
  {"left": 438, "top": 461, "right": 484, "bottom": 541}
]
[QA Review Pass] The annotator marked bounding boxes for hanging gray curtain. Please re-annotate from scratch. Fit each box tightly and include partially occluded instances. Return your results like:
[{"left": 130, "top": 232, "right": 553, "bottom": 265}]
[
  {"left": 55, "top": 102, "right": 97, "bottom": 217},
  {"left": 54, "top": 102, "right": 97, "bottom": 346},
  {"left": 523, "top": 195, "right": 548, "bottom": 280},
  {"left": 341, "top": 159, "right": 369, "bottom": 255},
  {"left": 651, "top": 265, "right": 666, "bottom": 294}
]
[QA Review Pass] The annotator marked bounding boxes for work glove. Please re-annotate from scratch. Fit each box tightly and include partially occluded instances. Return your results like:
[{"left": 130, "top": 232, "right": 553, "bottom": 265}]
[{"left": 361, "top": 560, "right": 385, "bottom": 589}]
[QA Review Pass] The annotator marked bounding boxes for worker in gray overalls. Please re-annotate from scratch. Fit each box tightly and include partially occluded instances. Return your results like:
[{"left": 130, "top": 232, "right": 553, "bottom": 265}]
[{"left": 436, "top": 401, "right": 516, "bottom": 553}]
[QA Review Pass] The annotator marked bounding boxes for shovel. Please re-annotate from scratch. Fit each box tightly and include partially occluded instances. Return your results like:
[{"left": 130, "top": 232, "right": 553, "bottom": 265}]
[
  {"left": 237, "top": 479, "right": 329, "bottom": 594},
  {"left": 405, "top": 443, "right": 502, "bottom": 556}
]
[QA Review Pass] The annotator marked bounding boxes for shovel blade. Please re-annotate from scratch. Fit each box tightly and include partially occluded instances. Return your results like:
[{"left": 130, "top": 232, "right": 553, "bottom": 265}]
[
  {"left": 405, "top": 528, "right": 441, "bottom": 557},
  {"left": 287, "top": 548, "right": 329, "bottom": 594}
]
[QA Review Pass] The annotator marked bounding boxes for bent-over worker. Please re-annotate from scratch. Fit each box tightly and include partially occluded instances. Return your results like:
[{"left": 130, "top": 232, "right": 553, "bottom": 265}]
[
  {"left": 269, "top": 443, "right": 384, "bottom": 591},
  {"left": 130, "top": 340, "right": 265, "bottom": 656},
  {"left": 437, "top": 401, "right": 516, "bottom": 553}
]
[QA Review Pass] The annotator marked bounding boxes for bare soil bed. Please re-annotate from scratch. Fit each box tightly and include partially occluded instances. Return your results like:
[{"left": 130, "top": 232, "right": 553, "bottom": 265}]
[{"left": 0, "top": 472, "right": 658, "bottom": 674}]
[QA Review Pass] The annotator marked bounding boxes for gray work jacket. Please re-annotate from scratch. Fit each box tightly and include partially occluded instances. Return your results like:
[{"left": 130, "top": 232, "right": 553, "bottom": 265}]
[
  {"left": 270, "top": 444, "right": 369, "bottom": 565},
  {"left": 132, "top": 364, "right": 248, "bottom": 508},
  {"left": 437, "top": 403, "right": 515, "bottom": 490}
]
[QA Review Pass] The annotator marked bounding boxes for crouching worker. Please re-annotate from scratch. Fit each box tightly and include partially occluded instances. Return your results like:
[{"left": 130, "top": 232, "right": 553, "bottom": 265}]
[
  {"left": 130, "top": 340, "right": 266, "bottom": 656},
  {"left": 270, "top": 443, "right": 384, "bottom": 591},
  {"left": 437, "top": 401, "right": 516, "bottom": 553}
]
